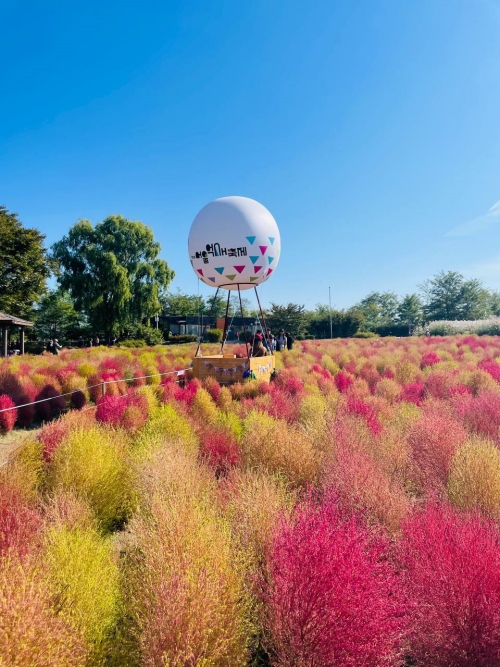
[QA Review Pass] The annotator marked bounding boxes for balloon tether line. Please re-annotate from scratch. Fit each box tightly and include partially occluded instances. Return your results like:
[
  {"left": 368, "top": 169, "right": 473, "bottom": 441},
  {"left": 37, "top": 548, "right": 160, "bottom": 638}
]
[
  {"left": 220, "top": 289, "right": 232, "bottom": 354},
  {"left": 237, "top": 285, "right": 250, "bottom": 358},
  {"left": 254, "top": 286, "right": 272, "bottom": 353},
  {"left": 195, "top": 286, "right": 220, "bottom": 357}
]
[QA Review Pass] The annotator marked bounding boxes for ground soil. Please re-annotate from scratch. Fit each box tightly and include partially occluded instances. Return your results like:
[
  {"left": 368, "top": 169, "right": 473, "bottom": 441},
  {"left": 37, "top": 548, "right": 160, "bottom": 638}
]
[{"left": 0, "top": 427, "right": 41, "bottom": 467}]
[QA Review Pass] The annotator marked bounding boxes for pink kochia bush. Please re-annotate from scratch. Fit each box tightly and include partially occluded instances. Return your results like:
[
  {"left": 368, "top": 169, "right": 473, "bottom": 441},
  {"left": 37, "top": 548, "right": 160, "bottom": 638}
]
[
  {"left": 401, "top": 503, "right": 500, "bottom": 667},
  {"left": 0, "top": 394, "right": 17, "bottom": 433},
  {"left": 0, "top": 484, "right": 42, "bottom": 558},
  {"left": 96, "top": 391, "right": 148, "bottom": 431},
  {"left": 263, "top": 494, "right": 404, "bottom": 667},
  {"left": 199, "top": 429, "right": 240, "bottom": 478}
]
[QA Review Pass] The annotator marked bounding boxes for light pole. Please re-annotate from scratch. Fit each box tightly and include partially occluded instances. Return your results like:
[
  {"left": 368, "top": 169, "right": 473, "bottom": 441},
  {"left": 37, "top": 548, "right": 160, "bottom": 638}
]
[{"left": 329, "top": 286, "right": 333, "bottom": 340}]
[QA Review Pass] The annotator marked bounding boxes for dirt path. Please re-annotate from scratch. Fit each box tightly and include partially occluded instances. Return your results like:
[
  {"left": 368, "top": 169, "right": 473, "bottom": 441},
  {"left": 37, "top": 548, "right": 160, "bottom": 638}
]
[{"left": 0, "top": 428, "right": 41, "bottom": 468}]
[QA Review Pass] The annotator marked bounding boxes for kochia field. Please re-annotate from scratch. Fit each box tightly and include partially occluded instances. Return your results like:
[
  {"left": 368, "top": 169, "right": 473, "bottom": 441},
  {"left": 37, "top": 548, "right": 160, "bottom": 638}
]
[{"left": 2, "top": 335, "right": 500, "bottom": 666}]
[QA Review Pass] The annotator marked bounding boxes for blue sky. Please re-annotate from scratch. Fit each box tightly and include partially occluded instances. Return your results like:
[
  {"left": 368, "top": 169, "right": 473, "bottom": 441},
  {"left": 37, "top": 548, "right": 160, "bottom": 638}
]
[{"left": 2, "top": 0, "right": 500, "bottom": 310}]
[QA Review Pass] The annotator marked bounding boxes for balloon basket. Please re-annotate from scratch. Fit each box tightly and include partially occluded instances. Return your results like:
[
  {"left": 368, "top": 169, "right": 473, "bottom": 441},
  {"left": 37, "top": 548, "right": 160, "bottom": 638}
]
[{"left": 192, "top": 354, "right": 275, "bottom": 385}]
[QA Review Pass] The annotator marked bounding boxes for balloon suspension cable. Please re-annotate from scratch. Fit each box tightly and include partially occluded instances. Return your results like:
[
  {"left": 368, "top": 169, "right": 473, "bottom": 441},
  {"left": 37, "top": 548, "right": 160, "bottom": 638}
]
[
  {"left": 220, "top": 289, "right": 232, "bottom": 354},
  {"left": 237, "top": 286, "right": 250, "bottom": 358},
  {"left": 194, "top": 286, "right": 220, "bottom": 357},
  {"left": 254, "top": 286, "right": 272, "bottom": 354}
]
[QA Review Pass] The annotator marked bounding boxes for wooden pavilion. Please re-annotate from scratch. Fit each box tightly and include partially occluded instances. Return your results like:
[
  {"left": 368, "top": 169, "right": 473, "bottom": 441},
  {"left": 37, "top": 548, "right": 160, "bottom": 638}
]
[{"left": 0, "top": 311, "right": 34, "bottom": 357}]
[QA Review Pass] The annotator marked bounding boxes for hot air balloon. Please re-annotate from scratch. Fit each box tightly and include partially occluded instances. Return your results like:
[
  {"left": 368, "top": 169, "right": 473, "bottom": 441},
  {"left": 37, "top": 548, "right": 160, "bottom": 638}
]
[{"left": 188, "top": 196, "right": 280, "bottom": 383}]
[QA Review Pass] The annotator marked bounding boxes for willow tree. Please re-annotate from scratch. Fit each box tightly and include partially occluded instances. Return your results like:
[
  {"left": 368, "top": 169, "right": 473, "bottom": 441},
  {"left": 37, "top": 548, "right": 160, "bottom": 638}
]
[{"left": 51, "top": 215, "right": 175, "bottom": 338}]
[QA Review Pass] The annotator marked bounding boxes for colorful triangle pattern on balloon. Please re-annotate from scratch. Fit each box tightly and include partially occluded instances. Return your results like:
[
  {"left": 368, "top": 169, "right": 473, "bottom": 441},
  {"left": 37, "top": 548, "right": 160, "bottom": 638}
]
[
  {"left": 197, "top": 269, "right": 203, "bottom": 276},
  {"left": 269, "top": 237, "right": 275, "bottom": 245},
  {"left": 249, "top": 256, "right": 259, "bottom": 264},
  {"left": 254, "top": 266, "right": 262, "bottom": 273},
  {"left": 208, "top": 277, "right": 216, "bottom": 283},
  {"left": 250, "top": 277, "right": 258, "bottom": 282},
  {"left": 267, "top": 268, "right": 273, "bottom": 276},
  {"left": 268, "top": 256, "right": 274, "bottom": 264},
  {"left": 214, "top": 267, "right": 224, "bottom": 275},
  {"left": 259, "top": 245, "right": 267, "bottom": 255},
  {"left": 234, "top": 265, "right": 245, "bottom": 274},
  {"left": 225, "top": 274, "right": 236, "bottom": 281},
  {"left": 246, "top": 236, "right": 256, "bottom": 245}
]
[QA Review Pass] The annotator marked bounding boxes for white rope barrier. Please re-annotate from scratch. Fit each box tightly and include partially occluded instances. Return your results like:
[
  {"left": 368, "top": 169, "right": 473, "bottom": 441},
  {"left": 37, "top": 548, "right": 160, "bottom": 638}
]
[{"left": 0, "top": 368, "right": 190, "bottom": 413}]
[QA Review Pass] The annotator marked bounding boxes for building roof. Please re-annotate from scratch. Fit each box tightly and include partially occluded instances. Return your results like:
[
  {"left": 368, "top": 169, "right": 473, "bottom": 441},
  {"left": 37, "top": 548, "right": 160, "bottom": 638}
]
[{"left": 0, "top": 311, "right": 34, "bottom": 327}]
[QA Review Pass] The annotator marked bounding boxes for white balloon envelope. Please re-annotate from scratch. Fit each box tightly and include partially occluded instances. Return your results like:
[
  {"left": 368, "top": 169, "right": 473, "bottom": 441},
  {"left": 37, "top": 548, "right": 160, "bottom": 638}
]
[{"left": 188, "top": 196, "right": 280, "bottom": 291}]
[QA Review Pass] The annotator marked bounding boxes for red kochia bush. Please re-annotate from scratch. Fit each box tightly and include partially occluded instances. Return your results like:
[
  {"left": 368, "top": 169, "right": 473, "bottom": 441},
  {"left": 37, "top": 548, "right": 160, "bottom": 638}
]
[
  {"left": 401, "top": 503, "right": 500, "bottom": 667},
  {"left": 199, "top": 429, "right": 240, "bottom": 477},
  {"left": 455, "top": 391, "right": 500, "bottom": 444},
  {"left": 96, "top": 391, "right": 149, "bottom": 430},
  {"left": 39, "top": 421, "right": 69, "bottom": 463},
  {"left": 408, "top": 409, "right": 467, "bottom": 494},
  {"left": 400, "top": 381, "right": 425, "bottom": 406},
  {"left": 0, "top": 485, "right": 42, "bottom": 557},
  {"left": 335, "top": 370, "right": 354, "bottom": 393},
  {"left": 346, "top": 396, "right": 382, "bottom": 435},
  {"left": 479, "top": 359, "right": 500, "bottom": 383},
  {"left": 263, "top": 494, "right": 404, "bottom": 667},
  {"left": 35, "top": 384, "right": 66, "bottom": 422},
  {"left": 0, "top": 394, "right": 17, "bottom": 433},
  {"left": 421, "top": 351, "right": 440, "bottom": 369}
]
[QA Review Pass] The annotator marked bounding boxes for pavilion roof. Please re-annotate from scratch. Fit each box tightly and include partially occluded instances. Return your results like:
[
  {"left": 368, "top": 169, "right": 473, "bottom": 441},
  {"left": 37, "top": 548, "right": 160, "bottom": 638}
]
[{"left": 0, "top": 311, "right": 34, "bottom": 327}]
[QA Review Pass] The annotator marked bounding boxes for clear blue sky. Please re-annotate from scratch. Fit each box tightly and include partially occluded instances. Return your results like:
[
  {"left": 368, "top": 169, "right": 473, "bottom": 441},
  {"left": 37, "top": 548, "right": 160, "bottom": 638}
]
[{"left": 2, "top": 0, "right": 500, "bottom": 310}]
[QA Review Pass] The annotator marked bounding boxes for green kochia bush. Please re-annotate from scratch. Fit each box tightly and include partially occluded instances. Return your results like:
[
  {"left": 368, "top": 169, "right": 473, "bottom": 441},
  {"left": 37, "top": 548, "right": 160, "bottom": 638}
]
[
  {"left": 47, "top": 426, "right": 135, "bottom": 532},
  {"left": 43, "top": 524, "right": 122, "bottom": 665}
]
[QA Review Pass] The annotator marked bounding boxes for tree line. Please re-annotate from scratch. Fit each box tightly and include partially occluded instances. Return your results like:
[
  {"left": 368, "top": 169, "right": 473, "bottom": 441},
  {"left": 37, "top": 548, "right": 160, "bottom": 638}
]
[{"left": 2, "top": 204, "right": 500, "bottom": 343}]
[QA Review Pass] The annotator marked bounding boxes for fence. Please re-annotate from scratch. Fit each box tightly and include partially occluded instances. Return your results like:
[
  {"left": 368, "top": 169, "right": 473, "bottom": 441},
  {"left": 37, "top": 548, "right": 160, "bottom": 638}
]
[{"left": 0, "top": 368, "right": 190, "bottom": 414}]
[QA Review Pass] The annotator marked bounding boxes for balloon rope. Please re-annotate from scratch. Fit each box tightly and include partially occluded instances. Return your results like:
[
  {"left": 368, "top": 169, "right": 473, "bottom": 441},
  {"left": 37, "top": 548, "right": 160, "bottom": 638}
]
[
  {"left": 220, "top": 289, "right": 232, "bottom": 354},
  {"left": 195, "top": 286, "right": 220, "bottom": 357},
  {"left": 254, "top": 286, "right": 272, "bottom": 355},
  {"left": 238, "top": 286, "right": 250, "bottom": 358}
]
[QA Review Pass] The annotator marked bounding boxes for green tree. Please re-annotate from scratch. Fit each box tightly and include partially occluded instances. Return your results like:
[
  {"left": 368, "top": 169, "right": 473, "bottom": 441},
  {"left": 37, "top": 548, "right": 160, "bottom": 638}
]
[
  {"left": 459, "top": 278, "right": 491, "bottom": 319},
  {"left": 420, "top": 271, "right": 490, "bottom": 321},
  {"left": 488, "top": 291, "right": 500, "bottom": 317},
  {"left": 308, "top": 308, "right": 364, "bottom": 338},
  {"left": 354, "top": 292, "right": 400, "bottom": 331},
  {"left": 51, "top": 216, "right": 174, "bottom": 338},
  {"left": 397, "top": 294, "right": 424, "bottom": 330},
  {"left": 33, "top": 290, "right": 86, "bottom": 340},
  {"left": 163, "top": 290, "right": 205, "bottom": 317},
  {"left": 0, "top": 206, "right": 52, "bottom": 316},
  {"left": 267, "top": 302, "right": 309, "bottom": 338}
]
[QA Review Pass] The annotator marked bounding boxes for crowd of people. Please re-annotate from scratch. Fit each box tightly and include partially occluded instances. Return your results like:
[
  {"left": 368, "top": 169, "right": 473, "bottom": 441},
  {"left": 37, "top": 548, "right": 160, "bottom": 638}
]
[{"left": 248, "top": 328, "right": 294, "bottom": 357}]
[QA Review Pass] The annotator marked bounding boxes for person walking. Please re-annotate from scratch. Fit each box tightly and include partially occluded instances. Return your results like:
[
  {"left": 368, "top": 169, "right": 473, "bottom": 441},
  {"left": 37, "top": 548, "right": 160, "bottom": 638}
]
[
  {"left": 286, "top": 332, "right": 294, "bottom": 350},
  {"left": 276, "top": 330, "right": 287, "bottom": 351},
  {"left": 52, "top": 339, "right": 62, "bottom": 355}
]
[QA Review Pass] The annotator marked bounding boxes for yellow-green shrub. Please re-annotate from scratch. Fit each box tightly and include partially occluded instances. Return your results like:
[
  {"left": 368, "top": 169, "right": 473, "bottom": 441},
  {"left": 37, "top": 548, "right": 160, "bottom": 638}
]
[
  {"left": 448, "top": 438, "right": 500, "bottom": 518},
  {"left": 131, "top": 495, "right": 252, "bottom": 667},
  {"left": 43, "top": 525, "right": 121, "bottom": 664},
  {"left": 241, "top": 411, "right": 320, "bottom": 488},
  {"left": 134, "top": 404, "right": 198, "bottom": 455},
  {"left": 225, "top": 469, "right": 294, "bottom": 568},
  {"left": 48, "top": 426, "right": 134, "bottom": 532},
  {"left": 217, "top": 386, "right": 233, "bottom": 411},
  {"left": 0, "top": 555, "right": 87, "bottom": 667},
  {"left": 191, "top": 386, "right": 218, "bottom": 424}
]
